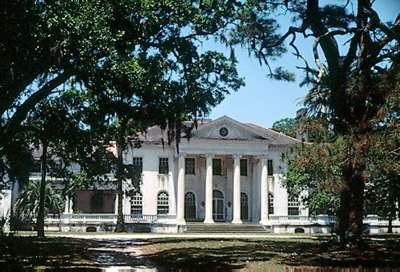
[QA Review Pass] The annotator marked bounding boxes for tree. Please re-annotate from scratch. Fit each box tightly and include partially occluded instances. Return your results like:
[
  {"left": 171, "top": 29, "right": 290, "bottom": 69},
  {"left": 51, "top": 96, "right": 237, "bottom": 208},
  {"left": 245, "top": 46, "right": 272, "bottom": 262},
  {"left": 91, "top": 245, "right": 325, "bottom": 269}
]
[
  {"left": 2, "top": 1, "right": 287, "bottom": 212},
  {"left": 81, "top": 37, "right": 244, "bottom": 231},
  {"left": 365, "top": 79, "right": 400, "bottom": 233},
  {"left": 272, "top": 118, "right": 297, "bottom": 138},
  {"left": 236, "top": 0, "right": 400, "bottom": 245},
  {"left": 15, "top": 180, "right": 63, "bottom": 224},
  {"left": 0, "top": 0, "right": 121, "bottom": 145},
  {"left": 22, "top": 92, "right": 88, "bottom": 237}
]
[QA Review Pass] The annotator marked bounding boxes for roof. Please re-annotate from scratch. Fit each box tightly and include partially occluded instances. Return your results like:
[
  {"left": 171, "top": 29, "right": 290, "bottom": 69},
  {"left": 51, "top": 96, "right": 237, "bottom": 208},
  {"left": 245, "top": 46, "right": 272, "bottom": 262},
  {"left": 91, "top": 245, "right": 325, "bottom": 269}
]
[
  {"left": 134, "top": 117, "right": 300, "bottom": 146},
  {"left": 243, "top": 123, "right": 301, "bottom": 145}
]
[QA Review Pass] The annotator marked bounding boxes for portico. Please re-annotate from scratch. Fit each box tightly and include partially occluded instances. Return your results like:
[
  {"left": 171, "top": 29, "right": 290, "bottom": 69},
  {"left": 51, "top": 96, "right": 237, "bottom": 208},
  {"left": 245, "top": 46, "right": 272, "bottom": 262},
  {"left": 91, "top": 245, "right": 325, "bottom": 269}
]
[{"left": 175, "top": 152, "right": 271, "bottom": 225}]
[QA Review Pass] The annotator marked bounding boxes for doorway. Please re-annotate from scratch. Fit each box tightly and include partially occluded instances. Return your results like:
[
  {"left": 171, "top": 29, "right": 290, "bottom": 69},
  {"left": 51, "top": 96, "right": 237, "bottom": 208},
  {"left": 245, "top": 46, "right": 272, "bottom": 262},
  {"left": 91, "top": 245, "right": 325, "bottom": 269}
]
[
  {"left": 184, "top": 192, "right": 196, "bottom": 220},
  {"left": 240, "top": 192, "right": 249, "bottom": 221},
  {"left": 213, "top": 190, "right": 224, "bottom": 221}
]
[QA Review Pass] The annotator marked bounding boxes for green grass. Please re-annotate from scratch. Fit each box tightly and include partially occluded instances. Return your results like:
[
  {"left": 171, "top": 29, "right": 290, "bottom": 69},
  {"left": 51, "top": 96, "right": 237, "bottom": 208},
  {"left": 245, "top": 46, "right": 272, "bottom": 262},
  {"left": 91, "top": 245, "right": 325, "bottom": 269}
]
[
  {"left": 1, "top": 235, "right": 400, "bottom": 271},
  {"left": 139, "top": 237, "right": 400, "bottom": 270}
]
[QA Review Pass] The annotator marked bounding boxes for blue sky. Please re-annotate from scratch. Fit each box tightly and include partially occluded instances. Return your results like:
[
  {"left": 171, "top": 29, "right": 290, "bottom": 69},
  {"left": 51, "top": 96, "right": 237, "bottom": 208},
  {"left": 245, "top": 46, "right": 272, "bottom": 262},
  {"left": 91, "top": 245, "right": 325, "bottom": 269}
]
[{"left": 207, "top": 0, "right": 399, "bottom": 128}]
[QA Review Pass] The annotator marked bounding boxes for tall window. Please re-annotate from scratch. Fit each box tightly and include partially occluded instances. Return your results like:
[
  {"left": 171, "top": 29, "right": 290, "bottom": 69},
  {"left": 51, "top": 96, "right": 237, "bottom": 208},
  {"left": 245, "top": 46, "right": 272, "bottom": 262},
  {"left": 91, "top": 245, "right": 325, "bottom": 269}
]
[
  {"left": 132, "top": 157, "right": 143, "bottom": 173},
  {"left": 268, "top": 193, "right": 274, "bottom": 215},
  {"left": 288, "top": 195, "right": 300, "bottom": 216},
  {"left": 240, "top": 192, "right": 249, "bottom": 220},
  {"left": 185, "top": 158, "right": 195, "bottom": 175},
  {"left": 212, "top": 158, "right": 222, "bottom": 176},
  {"left": 184, "top": 192, "right": 196, "bottom": 219},
  {"left": 240, "top": 159, "right": 248, "bottom": 176},
  {"left": 159, "top": 157, "right": 169, "bottom": 174},
  {"left": 267, "top": 159, "right": 273, "bottom": 176},
  {"left": 157, "top": 191, "right": 169, "bottom": 215},
  {"left": 130, "top": 192, "right": 143, "bottom": 216}
]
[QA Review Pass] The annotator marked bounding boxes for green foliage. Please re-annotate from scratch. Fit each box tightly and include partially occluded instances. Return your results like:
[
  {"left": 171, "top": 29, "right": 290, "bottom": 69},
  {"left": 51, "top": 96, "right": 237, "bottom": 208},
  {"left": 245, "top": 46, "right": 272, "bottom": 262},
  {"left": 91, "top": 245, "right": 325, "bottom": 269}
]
[
  {"left": 0, "top": 215, "right": 8, "bottom": 236},
  {"left": 365, "top": 82, "right": 400, "bottom": 222},
  {"left": 15, "top": 181, "right": 64, "bottom": 220},
  {"left": 272, "top": 118, "right": 297, "bottom": 138},
  {"left": 284, "top": 138, "right": 350, "bottom": 215}
]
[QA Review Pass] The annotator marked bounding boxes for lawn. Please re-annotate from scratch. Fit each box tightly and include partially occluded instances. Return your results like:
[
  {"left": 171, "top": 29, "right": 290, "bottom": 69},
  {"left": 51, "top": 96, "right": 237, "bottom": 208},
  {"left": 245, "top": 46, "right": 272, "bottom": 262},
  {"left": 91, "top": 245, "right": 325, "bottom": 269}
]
[
  {"left": 1, "top": 234, "right": 400, "bottom": 271},
  {"left": 139, "top": 236, "right": 400, "bottom": 271}
]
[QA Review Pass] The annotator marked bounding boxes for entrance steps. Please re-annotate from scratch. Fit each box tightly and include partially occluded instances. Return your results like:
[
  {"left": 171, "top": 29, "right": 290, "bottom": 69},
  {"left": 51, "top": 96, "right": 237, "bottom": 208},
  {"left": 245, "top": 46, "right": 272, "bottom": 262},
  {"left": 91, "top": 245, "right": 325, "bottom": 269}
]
[{"left": 182, "top": 222, "right": 271, "bottom": 234}]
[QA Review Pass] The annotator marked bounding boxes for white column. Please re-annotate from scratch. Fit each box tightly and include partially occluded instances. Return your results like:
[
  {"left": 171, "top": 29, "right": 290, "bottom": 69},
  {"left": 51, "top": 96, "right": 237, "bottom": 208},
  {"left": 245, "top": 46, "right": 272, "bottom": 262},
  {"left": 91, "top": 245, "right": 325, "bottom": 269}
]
[
  {"left": 176, "top": 154, "right": 186, "bottom": 225},
  {"left": 63, "top": 195, "right": 70, "bottom": 214},
  {"left": 114, "top": 194, "right": 118, "bottom": 215},
  {"left": 259, "top": 157, "right": 269, "bottom": 224},
  {"left": 204, "top": 154, "right": 214, "bottom": 224},
  {"left": 232, "top": 154, "right": 242, "bottom": 224}
]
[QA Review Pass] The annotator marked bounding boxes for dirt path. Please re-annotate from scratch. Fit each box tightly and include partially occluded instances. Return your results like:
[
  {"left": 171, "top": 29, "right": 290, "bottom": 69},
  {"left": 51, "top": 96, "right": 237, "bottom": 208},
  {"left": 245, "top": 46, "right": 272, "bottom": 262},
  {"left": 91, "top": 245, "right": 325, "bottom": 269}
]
[{"left": 85, "top": 238, "right": 158, "bottom": 270}]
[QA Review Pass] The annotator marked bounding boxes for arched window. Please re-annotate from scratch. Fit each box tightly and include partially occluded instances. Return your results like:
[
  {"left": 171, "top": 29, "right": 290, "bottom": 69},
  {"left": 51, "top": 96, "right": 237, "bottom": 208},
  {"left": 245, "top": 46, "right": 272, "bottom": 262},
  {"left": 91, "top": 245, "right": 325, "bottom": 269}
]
[
  {"left": 157, "top": 191, "right": 169, "bottom": 215},
  {"left": 288, "top": 194, "right": 300, "bottom": 216},
  {"left": 184, "top": 192, "right": 196, "bottom": 219},
  {"left": 268, "top": 193, "right": 274, "bottom": 215},
  {"left": 240, "top": 192, "right": 249, "bottom": 221},
  {"left": 213, "top": 190, "right": 224, "bottom": 199},
  {"left": 130, "top": 192, "right": 143, "bottom": 216}
]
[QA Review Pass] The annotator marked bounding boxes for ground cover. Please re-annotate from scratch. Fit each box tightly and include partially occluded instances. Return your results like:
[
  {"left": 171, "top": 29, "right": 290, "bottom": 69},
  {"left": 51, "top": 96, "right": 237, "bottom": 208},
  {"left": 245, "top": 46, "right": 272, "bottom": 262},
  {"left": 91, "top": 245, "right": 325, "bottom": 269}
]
[
  {"left": 139, "top": 236, "right": 400, "bottom": 271},
  {"left": 0, "top": 234, "right": 399, "bottom": 271}
]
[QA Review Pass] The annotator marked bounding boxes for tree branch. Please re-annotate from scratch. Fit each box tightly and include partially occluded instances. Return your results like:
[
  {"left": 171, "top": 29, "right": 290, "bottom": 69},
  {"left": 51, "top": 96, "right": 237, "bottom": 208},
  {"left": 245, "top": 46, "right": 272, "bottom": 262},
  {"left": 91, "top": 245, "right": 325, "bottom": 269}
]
[{"left": 1, "top": 69, "right": 73, "bottom": 143}]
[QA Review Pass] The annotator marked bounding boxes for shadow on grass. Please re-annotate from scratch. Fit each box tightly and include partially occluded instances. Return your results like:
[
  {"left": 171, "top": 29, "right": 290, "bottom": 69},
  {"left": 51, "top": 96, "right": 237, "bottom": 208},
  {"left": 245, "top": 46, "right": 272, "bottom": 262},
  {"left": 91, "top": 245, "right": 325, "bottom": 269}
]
[
  {"left": 0, "top": 236, "right": 101, "bottom": 271},
  {"left": 2, "top": 236, "right": 400, "bottom": 271},
  {"left": 0, "top": 236, "right": 152, "bottom": 271},
  {"left": 140, "top": 238, "right": 314, "bottom": 271},
  {"left": 140, "top": 237, "right": 400, "bottom": 270}
]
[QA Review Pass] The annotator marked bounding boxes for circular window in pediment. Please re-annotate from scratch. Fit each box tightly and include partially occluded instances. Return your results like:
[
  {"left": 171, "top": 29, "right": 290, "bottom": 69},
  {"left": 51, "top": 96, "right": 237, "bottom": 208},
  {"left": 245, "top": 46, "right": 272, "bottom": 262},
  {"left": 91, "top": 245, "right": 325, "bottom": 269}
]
[{"left": 219, "top": 127, "right": 229, "bottom": 137}]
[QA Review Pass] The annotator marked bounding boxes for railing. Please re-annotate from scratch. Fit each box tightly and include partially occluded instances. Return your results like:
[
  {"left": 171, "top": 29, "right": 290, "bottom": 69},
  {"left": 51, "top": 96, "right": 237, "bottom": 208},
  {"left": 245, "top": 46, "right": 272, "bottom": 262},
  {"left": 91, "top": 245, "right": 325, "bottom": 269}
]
[
  {"left": 45, "top": 213, "right": 176, "bottom": 225},
  {"left": 269, "top": 215, "right": 314, "bottom": 224},
  {"left": 269, "top": 215, "right": 336, "bottom": 225},
  {"left": 44, "top": 213, "right": 400, "bottom": 226}
]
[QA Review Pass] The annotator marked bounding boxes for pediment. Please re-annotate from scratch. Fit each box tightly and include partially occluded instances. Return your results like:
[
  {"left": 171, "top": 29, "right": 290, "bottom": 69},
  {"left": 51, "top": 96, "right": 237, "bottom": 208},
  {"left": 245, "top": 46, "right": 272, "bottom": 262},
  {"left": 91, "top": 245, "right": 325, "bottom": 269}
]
[{"left": 191, "top": 116, "right": 268, "bottom": 141}]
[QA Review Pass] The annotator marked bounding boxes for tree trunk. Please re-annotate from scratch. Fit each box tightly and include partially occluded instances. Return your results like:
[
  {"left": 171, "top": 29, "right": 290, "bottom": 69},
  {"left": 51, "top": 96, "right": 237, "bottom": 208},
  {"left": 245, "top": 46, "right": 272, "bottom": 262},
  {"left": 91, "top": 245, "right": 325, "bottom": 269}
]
[
  {"left": 37, "top": 141, "right": 47, "bottom": 238},
  {"left": 115, "top": 140, "right": 125, "bottom": 232},
  {"left": 338, "top": 154, "right": 366, "bottom": 247},
  {"left": 9, "top": 177, "right": 16, "bottom": 231},
  {"left": 336, "top": 189, "right": 350, "bottom": 246},
  {"left": 348, "top": 172, "right": 365, "bottom": 245}
]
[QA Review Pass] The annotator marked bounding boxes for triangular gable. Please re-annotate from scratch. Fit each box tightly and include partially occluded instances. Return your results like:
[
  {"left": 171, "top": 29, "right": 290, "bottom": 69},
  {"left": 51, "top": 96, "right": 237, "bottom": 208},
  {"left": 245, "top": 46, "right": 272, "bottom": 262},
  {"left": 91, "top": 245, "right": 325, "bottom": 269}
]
[{"left": 191, "top": 116, "right": 269, "bottom": 140}]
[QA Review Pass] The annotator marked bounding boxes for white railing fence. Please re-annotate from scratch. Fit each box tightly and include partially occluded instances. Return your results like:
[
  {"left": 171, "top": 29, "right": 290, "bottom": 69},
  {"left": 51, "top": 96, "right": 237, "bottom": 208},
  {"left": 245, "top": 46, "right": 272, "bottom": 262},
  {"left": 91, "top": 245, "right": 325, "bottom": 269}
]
[
  {"left": 45, "top": 213, "right": 176, "bottom": 224},
  {"left": 44, "top": 213, "right": 400, "bottom": 227}
]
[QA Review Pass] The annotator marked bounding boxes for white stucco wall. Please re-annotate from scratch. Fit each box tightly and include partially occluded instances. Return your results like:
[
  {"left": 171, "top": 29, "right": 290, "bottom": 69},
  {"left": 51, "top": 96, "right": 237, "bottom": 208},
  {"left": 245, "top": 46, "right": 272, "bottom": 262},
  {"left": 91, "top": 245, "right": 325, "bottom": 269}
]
[
  {"left": 123, "top": 137, "right": 298, "bottom": 222},
  {"left": 0, "top": 189, "right": 12, "bottom": 231},
  {"left": 126, "top": 143, "right": 176, "bottom": 216}
]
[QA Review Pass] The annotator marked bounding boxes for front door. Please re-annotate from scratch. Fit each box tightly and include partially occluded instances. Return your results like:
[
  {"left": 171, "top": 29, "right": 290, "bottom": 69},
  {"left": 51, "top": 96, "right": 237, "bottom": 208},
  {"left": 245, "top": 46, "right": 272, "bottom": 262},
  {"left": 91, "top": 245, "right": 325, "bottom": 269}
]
[
  {"left": 241, "top": 192, "right": 249, "bottom": 221},
  {"left": 184, "top": 192, "right": 196, "bottom": 220},
  {"left": 212, "top": 190, "right": 224, "bottom": 221}
]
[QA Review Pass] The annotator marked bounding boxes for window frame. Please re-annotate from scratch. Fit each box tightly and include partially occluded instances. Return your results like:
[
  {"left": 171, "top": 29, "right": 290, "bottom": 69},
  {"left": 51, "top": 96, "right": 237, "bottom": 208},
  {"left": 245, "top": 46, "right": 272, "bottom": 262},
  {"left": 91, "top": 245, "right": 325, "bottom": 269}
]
[
  {"left": 212, "top": 158, "right": 222, "bottom": 176},
  {"left": 157, "top": 191, "right": 169, "bottom": 215},
  {"left": 267, "top": 159, "right": 273, "bottom": 176},
  {"left": 288, "top": 195, "right": 300, "bottom": 216},
  {"left": 158, "top": 157, "right": 169, "bottom": 174},
  {"left": 185, "top": 158, "right": 196, "bottom": 175},
  {"left": 132, "top": 157, "right": 143, "bottom": 173},
  {"left": 240, "top": 159, "right": 248, "bottom": 176},
  {"left": 268, "top": 193, "right": 274, "bottom": 215},
  {"left": 130, "top": 192, "right": 143, "bottom": 216}
]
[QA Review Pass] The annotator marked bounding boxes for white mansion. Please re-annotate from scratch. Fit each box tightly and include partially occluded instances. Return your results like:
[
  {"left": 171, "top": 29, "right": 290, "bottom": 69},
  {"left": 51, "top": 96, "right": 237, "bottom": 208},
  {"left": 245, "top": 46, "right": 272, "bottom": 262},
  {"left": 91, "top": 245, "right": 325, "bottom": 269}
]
[{"left": 0, "top": 116, "right": 397, "bottom": 233}]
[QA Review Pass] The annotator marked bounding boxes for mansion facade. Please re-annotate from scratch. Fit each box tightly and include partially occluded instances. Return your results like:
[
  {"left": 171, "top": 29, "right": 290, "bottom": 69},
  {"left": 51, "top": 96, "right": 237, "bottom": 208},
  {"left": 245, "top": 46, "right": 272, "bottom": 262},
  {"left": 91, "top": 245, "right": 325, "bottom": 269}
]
[{"left": 1, "top": 116, "right": 398, "bottom": 233}]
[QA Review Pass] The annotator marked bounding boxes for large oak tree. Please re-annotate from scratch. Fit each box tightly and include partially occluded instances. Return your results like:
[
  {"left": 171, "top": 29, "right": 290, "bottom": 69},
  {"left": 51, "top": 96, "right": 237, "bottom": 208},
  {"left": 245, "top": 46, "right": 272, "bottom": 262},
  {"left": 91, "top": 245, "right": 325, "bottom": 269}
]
[{"left": 247, "top": 0, "right": 399, "bottom": 245}]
